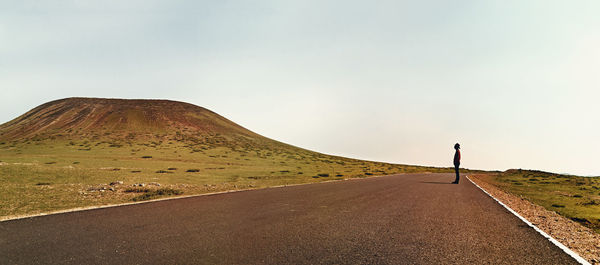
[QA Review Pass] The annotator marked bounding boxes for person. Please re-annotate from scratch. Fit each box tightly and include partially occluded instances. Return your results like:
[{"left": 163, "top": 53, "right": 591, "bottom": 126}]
[{"left": 452, "top": 143, "right": 461, "bottom": 184}]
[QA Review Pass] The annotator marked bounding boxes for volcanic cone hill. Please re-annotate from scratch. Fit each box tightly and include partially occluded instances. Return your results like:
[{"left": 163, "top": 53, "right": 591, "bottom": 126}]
[
  {"left": 0, "top": 97, "right": 449, "bottom": 218},
  {"left": 0, "top": 97, "right": 314, "bottom": 154},
  {"left": 1, "top": 98, "right": 263, "bottom": 145}
]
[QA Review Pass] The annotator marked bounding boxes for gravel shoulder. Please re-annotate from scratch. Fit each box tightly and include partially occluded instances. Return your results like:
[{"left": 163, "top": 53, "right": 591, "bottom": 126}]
[{"left": 470, "top": 174, "right": 600, "bottom": 264}]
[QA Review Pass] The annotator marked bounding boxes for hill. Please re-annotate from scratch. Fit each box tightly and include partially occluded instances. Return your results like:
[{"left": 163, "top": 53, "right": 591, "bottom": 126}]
[
  {"left": 0, "top": 97, "right": 450, "bottom": 219},
  {"left": 1, "top": 97, "right": 259, "bottom": 143},
  {"left": 0, "top": 97, "right": 331, "bottom": 157}
]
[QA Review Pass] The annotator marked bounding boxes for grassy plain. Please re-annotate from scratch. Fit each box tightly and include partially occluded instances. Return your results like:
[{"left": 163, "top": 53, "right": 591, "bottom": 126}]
[
  {"left": 0, "top": 138, "right": 453, "bottom": 219},
  {"left": 477, "top": 169, "right": 600, "bottom": 232}
]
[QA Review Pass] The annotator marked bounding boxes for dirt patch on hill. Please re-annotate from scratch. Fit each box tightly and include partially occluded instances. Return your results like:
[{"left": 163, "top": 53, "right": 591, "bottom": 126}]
[{"left": 470, "top": 174, "right": 600, "bottom": 264}]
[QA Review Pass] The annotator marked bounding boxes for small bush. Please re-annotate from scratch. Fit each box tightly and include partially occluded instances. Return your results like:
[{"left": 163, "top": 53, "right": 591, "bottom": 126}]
[
  {"left": 125, "top": 187, "right": 150, "bottom": 193},
  {"left": 45, "top": 162, "right": 57, "bottom": 165},
  {"left": 72, "top": 161, "right": 80, "bottom": 164},
  {"left": 570, "top": 217, "right": 590, "bottom": 224},
  {"left": 582, "top": 200, "right": 600, "bottom": 206},
  {"left": 312, "top": 176, "right": 319, "bottom": 178},
  {"left": 365, "top": 172, "right": 373, "bottom": 176},
  {"left": 168, "top": 168, "right": 177, "bottom": 170},
  {"left": 131, "top": 170, "right": 142, "bottom": 173},
  {"left": 132, "top": 188, "right": 183, "bottom": 201},
  {"left": 155, "top": 170, "right": 172, "bottom": 174},
  {"left": 186, "top": 169, "right": 200, "bottom": 172},
  {"left": 573, "top": 194, "right": 583, "bottom": 198},
  {"left": 36, "top": 182, "right": 51, "bottom": 186},
  {"left": 141, "top": 156, "right": 152, "bottom": 159},
  {"left": 336, "top": 174, "right": 344, "bottom": 177},
  {"left": 552, "top": 204, "right": 565, "bottom": 208},
  {"left": 318, "top": 173, "right": 329, "bottom": 177}
]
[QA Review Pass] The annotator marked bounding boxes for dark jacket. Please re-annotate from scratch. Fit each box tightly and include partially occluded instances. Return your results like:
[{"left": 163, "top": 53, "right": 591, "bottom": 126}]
[{"left": 453, "top": 150, "right": 461, "bottom": 165}]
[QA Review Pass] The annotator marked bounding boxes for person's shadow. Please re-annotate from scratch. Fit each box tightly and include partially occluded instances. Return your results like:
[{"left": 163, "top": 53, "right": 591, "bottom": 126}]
[{"left": 420, "top": 181, "right": 455, "bottom": 185}]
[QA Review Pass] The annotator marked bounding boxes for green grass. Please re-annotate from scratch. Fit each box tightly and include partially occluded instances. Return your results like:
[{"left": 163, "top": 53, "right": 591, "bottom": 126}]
[
  {"left": 485, "top": 169, "right": 600, "bottom": 232},
  {"left": 0, "top": 137, "right": 455, "bottom": 218}
]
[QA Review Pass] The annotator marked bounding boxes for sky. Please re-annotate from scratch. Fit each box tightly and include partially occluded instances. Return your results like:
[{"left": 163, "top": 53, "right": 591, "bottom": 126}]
[{"left": 1, "top": 1, "right": 599, "bottom": 176}]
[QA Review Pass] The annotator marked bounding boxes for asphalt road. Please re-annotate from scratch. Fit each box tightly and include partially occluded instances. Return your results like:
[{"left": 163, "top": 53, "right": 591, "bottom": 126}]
[{"left": 0, "top": 173, "right": 579, "bottom": 264}]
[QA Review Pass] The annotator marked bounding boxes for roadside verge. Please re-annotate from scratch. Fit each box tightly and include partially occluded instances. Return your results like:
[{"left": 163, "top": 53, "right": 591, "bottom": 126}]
[{"left": 467, "top": 175, "right": 596, "bottom": 265}]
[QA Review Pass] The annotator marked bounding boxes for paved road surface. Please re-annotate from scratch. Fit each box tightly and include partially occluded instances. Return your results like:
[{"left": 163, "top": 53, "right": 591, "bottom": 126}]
[{"left": 0, "top": 173, "right": 579, "bottom": 264}]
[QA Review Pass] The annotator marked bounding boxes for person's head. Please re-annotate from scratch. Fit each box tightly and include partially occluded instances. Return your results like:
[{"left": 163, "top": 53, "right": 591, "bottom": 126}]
[{"left": 454, "top": 143, "right": 460, "bottom": 150}]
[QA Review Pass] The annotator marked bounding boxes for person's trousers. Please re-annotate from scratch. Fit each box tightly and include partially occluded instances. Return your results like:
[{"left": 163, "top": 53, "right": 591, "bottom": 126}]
[{"left": 454, "top": 163, "right": 460, "bottom": 183}]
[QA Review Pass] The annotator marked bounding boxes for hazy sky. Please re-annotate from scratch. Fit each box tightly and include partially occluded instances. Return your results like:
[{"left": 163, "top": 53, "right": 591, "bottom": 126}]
[{"left": 1, "top": 1, "right": 599, "bottom": 175}]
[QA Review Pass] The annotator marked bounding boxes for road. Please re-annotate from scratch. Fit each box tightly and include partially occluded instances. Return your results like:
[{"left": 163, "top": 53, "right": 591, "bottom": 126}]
[{"left": 0, "top": 173, "right": 579, "bottom": 264}]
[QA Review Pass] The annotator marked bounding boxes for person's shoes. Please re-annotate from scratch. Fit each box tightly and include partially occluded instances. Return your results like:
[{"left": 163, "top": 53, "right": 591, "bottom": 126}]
[{"left": 452, "top": 181, "right": 458, "bottom": 184}]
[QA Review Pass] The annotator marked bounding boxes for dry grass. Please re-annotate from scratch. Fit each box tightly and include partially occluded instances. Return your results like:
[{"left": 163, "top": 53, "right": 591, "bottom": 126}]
[{"left": 0, "top": 137, "right": 455, "bottom": 218}]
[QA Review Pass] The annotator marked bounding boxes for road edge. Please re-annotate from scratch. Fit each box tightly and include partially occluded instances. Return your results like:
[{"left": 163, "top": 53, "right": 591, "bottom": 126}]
[{"left": 466, "top": 175, "right": 591, "bottom": 265}]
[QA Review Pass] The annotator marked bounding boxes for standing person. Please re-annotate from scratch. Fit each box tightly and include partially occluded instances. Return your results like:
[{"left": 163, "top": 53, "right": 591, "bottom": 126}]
[{"left": 452, "top": 143, "right": 461, "bottom": 184}]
